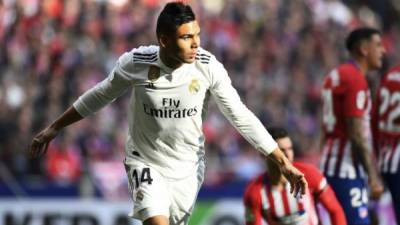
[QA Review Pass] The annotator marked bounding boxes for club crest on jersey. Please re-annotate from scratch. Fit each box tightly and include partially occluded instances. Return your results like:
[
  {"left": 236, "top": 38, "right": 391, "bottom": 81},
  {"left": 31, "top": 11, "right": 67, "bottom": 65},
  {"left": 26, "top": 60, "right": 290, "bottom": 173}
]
[
  {"left": 189, "top": 79, "right": 200, "bottom": 94},
  {"left": 147, "top": 66, "right": 160, "bottom": 89},
  {"left": 358, "top": 206, "right": 368, "bottom": 218},
  {"left": 148, "top": 66, "right": 160, "bottom": 81}
]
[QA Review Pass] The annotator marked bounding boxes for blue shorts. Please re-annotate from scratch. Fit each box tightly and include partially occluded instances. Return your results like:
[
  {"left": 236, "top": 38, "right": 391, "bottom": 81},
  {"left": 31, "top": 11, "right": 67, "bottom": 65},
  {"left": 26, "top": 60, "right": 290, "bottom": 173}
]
[{"left": 326, "top": 177, "right": 369, "bottom": 225}]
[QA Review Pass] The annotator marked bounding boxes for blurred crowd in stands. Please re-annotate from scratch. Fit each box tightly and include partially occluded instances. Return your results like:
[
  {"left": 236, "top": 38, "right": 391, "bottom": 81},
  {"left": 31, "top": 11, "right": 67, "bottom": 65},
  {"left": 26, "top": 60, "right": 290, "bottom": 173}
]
[{"left": 1, "top": 0, "right": 400, "bottom": 199}]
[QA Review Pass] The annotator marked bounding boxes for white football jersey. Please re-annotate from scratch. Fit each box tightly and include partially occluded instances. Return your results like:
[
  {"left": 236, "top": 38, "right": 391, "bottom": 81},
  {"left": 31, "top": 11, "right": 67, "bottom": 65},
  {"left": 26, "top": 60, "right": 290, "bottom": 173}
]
[{"left": 73, "top": 45, "right": 277, "bottom": 179}]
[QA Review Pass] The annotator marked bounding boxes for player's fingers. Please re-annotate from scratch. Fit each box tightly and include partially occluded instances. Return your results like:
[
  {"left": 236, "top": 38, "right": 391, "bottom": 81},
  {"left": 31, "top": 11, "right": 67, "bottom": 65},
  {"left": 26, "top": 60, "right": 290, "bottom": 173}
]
[
  {"left": 37, "top": 141, "right": 48, "bottom": 157},
  {"left": 292, "top": 176, "right": 306, "bottom": 198},
  {"left": 41, "top": 142, "right": 50, "bottom": 156},
  {"left": 291, "top": 179, "right": 300, "bottom": 197},
  {"left": 290, "top": 183, "right": 294, "bottom": 194},
  {"left": 293, "top": 182, "right": 300, "bottom": 198},
  {"left": 299, "top": 176, "right": 307, "bottom": 196},
  {"left": 30, "top": 137, "right": 45, "bottom": 158},
  {"left": 289, "top": 175, "right": 295, "bottom": 194},
  {"left": 29, "top": 139, "right": 40, "bottom": 158}
]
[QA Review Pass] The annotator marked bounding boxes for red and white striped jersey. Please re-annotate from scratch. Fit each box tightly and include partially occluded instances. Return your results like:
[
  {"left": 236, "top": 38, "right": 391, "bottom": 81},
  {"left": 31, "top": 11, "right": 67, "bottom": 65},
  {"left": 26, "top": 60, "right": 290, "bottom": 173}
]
[
  {"left": 320, "top": 62, "right": 371, "bottom": 179},
  {"left": 372, "top": 65, "right": 400, "bottom": 174},
  {"left": 244, "top": 162, "right": 327, "bottom": 225}
]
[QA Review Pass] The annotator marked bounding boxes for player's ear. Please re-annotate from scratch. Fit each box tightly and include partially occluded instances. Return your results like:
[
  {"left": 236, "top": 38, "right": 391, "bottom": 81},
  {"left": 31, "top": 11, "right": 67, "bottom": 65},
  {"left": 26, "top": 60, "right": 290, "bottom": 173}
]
[
  {"left": 159, "top": 35, "right": 170, "bottom": 48},
  {"left": 359, "top": 41, "right": 369, "bottom": 57}
]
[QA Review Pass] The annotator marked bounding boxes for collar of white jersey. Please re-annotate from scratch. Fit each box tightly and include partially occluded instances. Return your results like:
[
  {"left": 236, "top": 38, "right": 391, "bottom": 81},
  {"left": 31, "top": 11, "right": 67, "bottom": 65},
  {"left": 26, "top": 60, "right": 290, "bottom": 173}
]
[
  {"left": 158, "top": 51, "right": 175, "bottom": 74},
  {"left": 157, "top": 50, "right": 194, "bottom": 74}
]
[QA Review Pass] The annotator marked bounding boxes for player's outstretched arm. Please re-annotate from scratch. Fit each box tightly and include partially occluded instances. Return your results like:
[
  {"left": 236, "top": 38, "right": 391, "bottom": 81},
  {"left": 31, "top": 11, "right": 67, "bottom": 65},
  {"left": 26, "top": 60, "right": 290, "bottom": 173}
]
[
  {"left": 30, "top": 52, "right": 135, "bottom": 158},
  {"left": 268, "top": 148, "right": 307, "bottom": 197},
  {"left": 346, "top": 117, "right": 384, "bottom": 199},
  {"left": 29, "top": 106, "right": 83, "bottom": 158},
  {"left": 318, "top": 185, "right": 347, "bottom": 225}
]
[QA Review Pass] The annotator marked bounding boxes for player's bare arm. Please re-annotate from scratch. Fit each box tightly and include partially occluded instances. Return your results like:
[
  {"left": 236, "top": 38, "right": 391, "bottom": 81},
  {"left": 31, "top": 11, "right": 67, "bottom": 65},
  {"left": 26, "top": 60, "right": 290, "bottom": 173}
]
[
  {"left": 346, "top": 117, "right": 384, "bottom": 199},
  {"left": 268, "top": 148, "right": 307, "bottom": 197},
  {"left": 29, "top": 106, "right": 83, "bottom": 158}
]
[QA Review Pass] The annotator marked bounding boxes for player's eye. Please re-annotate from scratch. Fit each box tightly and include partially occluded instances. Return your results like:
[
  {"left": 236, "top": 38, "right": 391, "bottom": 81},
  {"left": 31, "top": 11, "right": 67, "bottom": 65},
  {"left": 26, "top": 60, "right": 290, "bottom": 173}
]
[{"left": 181, "top": 35, "right": 192, "bottom": 41}]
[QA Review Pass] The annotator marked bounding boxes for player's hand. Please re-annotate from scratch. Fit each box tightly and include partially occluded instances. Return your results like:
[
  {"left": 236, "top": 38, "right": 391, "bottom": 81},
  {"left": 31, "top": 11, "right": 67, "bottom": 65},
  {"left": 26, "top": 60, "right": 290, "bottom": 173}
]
[
  {"left": 369, "top": 177, "right": 384, "bottom": 200},
  {"left": 29, "top": 126, "right": 59, "bottom": 158},
  {"left": 281, "top": 164, "right": 307, "bottom": 198}
]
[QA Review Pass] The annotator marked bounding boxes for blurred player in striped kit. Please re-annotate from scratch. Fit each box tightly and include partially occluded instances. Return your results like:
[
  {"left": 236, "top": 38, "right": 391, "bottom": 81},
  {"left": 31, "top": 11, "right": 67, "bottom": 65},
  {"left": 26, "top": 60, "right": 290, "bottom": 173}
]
[
  {"left": 243, "top": 127, "right": 346, "bottom": 225},
  {"left": 372, "top": 64, "right": 400, "bottom": 224},
  {"left": 320, "top": 28, "right": 386, "bottom": 225}
]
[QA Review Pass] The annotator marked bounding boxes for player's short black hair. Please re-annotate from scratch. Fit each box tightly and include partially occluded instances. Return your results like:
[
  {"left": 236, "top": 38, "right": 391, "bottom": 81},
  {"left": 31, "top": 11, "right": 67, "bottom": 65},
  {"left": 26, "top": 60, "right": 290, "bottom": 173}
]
[
  {"left": 156, "top": 2, "right": 196, "bottom": 39},
  {"left": 345, "top": 27, "right": 381, "bottom": 53},
  {"left": 268, "top": 127, "right": 289, "bottom": 140}
]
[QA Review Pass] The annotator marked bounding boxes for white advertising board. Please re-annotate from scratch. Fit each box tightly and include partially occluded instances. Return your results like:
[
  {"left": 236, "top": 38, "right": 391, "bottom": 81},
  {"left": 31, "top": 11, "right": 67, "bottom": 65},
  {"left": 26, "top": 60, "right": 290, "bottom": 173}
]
[{"left": 0, "top": 199, "right": 141, "bottom": 225}]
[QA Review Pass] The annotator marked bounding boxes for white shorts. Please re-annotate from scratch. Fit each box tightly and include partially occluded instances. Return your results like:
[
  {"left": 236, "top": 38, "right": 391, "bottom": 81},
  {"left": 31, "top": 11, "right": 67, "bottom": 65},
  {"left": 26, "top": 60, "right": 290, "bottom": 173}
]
[{"left": 124, "top": 158, "right": 204, "bottom": 225}]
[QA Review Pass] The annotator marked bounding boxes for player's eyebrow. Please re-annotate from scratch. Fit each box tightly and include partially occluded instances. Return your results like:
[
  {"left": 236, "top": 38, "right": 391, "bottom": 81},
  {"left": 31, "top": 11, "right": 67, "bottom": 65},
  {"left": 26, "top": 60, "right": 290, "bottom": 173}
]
[
  {"left": 179, "top": 33, "right": 200, "bottom": 39},
  {"left": 180, "top": 34, "right": 194, "bottom": 38},
  {"left": 179, "top": 29, "right": 201, "bottom": 38}
]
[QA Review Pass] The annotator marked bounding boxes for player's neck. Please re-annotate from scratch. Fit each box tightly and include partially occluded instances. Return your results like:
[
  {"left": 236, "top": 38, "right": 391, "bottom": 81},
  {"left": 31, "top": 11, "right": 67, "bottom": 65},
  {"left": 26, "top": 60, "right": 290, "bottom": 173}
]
[
  {"left": 350, "top": 57, "right": 368, "bottom": 75},
  {"left": 159, "top": 49, "right": 183, "bottom": 69}
]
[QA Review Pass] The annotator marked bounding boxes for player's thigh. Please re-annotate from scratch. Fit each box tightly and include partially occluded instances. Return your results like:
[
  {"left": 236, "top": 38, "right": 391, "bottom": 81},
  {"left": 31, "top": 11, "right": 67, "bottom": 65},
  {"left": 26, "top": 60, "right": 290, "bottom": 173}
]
[
  {"left": 169, "top": 163, "right": 205, "bottom": 225},
  {"left": 327, "top": 177, "right": 369, "bottom": 225},
  {"left": 124, "top": 159, "right": 171, "bottom": 221}
]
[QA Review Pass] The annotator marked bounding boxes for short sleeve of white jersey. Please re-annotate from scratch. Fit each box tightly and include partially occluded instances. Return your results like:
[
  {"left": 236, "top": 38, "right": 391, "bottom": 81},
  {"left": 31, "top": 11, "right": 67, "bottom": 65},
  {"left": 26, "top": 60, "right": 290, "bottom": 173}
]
[
  {"left": 208, "top": 57, "right": 278, "bottom": 155},
  {"left": 73, "top": 51, "right": 135, "bottom": 117}
]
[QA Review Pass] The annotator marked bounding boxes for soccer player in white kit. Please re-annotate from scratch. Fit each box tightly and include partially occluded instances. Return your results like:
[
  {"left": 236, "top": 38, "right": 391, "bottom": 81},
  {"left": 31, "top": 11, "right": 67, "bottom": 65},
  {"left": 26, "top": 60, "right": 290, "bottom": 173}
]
[{"left": 29, "top": 2, "right": 307, "bottom": 225}]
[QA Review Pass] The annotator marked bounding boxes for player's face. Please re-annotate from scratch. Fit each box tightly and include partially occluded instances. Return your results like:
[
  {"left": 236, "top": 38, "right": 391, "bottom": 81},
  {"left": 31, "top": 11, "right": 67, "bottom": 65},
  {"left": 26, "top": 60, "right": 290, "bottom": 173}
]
[
  {"left": 276, "top": 137, "right": 294, "bottom": 162},
  {"left": 164, "top": 20, "right": 201, "bottom": 64},
  {"left": 365, "top": 34, "right": 386, "bottom": 70}
]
